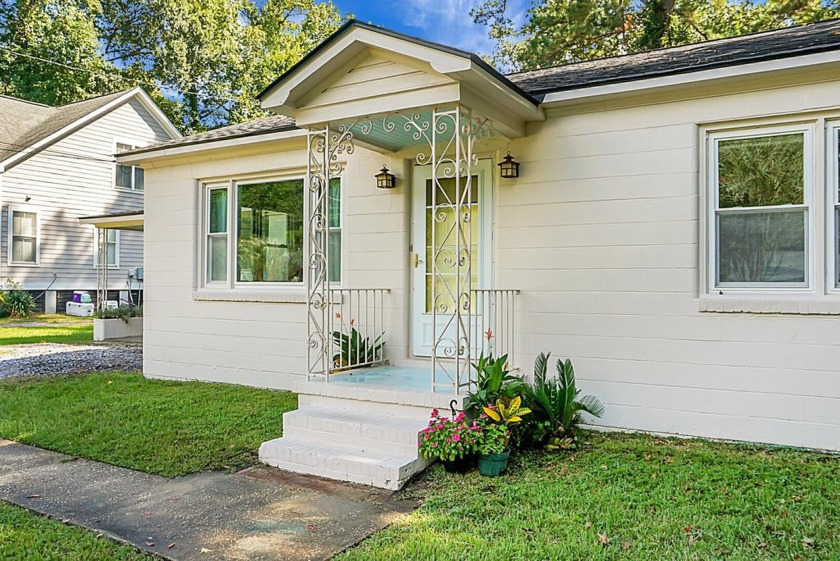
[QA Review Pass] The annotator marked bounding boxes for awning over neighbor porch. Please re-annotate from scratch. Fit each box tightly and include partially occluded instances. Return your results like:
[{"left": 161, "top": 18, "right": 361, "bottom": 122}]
[{"left": 79, "top": 210, "right": 144, "bottom": 231}]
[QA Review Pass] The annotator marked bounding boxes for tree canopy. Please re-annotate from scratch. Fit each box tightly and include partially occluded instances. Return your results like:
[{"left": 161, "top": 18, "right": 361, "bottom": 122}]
[
  {"left": 472, "top": 0, "right": 840, "bottom": 71},
  {"left": 0, "top": 0, "right": 347, "bottom": 132}
]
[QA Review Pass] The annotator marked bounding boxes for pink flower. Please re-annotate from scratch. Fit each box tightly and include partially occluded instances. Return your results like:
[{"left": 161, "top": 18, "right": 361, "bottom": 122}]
[
  {"left": 454, "top": 412, "right": 465, "bottom": 422},
  {"left": 452, "top": 433, "right": 461, "bottom": 442},
  {"left": 431, "top": 443, "right": 438, "bottom": 448}
]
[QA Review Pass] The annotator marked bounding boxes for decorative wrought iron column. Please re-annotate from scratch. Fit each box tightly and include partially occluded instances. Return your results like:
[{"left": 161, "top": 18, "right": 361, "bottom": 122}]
[
  {"left": 306, "top": 123, "right": 356, "bottom": 381},
  {"left": 96, "top": 228, "right": 109, "bottom": 311},
  {"left": 390, "top": 106, "right": 491, "bottom": 393}
]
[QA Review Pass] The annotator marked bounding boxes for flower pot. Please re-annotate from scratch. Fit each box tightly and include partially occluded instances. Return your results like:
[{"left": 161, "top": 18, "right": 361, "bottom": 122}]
[
  {"left": 478, "top": 449, "right": 510, "bottom": 476},
  {"left": 441, "top": 455, "right": 474, "bottom": 474}
]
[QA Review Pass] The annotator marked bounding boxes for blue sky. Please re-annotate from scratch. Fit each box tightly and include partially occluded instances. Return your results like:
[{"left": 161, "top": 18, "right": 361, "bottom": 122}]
[{"left": 335, "top": 0, "right": 529, "bottom": 57}]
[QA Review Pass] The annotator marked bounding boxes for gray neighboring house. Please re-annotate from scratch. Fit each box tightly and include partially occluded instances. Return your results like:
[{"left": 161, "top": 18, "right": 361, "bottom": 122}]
[{"left": 0, "top": 88, "right": 180, "bottom": 312}]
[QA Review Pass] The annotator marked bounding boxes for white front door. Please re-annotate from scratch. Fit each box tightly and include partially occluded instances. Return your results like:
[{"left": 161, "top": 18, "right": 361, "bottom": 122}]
[{"left": 410, "top": 159, "right": 493, "bottom": 357}]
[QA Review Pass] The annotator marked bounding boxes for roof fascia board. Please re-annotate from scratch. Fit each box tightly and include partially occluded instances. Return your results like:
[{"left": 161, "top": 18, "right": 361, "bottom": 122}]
[
  {"left": 541, "top": 50, "right": 840, "bottom": 105},
  {"left": 117, "top": 127, "right": 306, "bottom": 165},
  {"left": 79, "top": 213, "right": 144, "bottom": 229},
  {"left": 0, "top": 88, "right": 166, "bottom": 172}
]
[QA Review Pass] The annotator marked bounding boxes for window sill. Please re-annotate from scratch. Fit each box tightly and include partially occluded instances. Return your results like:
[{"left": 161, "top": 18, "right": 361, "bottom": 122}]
[
  {"left": 699, "top": 295, "right": 840, "bottom": 315},
  {"left": 192, "top": 289, "right": 307, "bottom": 303}
]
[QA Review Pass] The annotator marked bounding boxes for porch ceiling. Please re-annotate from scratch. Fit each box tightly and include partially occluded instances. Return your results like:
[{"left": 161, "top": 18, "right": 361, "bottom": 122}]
[{"left": 259, "top": 21, "right": 543, "bottom": 141}]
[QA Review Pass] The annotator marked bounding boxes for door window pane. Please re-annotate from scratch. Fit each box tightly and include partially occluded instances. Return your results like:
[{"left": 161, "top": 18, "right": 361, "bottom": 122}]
[
  {"left": 237, "top": 180, "right": 304, "bottom": 283},
  {"left": 425, "top": 176, "right": 479, "bottom": 312},
  {"left": 717, "top": 210, "right": 806, "bottom": 284}
]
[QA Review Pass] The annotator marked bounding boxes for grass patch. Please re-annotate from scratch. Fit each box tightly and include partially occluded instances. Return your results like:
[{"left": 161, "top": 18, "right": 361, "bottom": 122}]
[
  {"left": 0, "top": 323, "right": 93, "bottom": 345},
  {"left": 0, "top": 502, "right": 151, "bottom": 560},
  {"left": 0, "top": 314, "right": 93, "bottom": 326},
  {"left": 339, "top": 433, "right": 840, "bottom": 561},
  {"left": 0, "top": 372, "right": 297, "bottom": 476}
]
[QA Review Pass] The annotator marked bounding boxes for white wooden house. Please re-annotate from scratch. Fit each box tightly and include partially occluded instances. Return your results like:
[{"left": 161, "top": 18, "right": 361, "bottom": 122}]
[
  {"left": 0, "top": 88, "right": 179, "bottom": 312},
  {"left": 121, "top": 20, "right": 840, "bottom": 489}
]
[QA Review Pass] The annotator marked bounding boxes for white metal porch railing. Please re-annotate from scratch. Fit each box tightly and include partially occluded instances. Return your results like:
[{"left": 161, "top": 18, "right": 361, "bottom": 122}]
[
  {"left": 471, "top": 289, "right": 520, "bottom": 368},
  {"left": 326, "top": 288, "right": 390, "bottom": 378}
]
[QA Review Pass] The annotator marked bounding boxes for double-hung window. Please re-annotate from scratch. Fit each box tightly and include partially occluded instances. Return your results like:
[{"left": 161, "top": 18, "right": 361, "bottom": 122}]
[
  {"left": 9, "top": 208, "right": 38, "bottom": 265},
  {"left": 201, "top": 176, "right": 342, "bottom": 289},
  {"left": 709, "top": 126, "right": 813, "bottom": 289},
  {"left": 115, "top": 142, "right": 145, "bottom": 190},
  {"left": 94, "top": 229, "right": 119, "bottom": 269}
]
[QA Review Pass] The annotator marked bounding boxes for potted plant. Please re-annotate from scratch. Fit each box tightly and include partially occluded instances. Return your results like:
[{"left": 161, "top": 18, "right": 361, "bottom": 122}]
[
  {"left": 476, "top": 396, "right": 531, "bottom": 476},
  {"left": 418, "top": 409, "right": 479, "bottom": 473}
]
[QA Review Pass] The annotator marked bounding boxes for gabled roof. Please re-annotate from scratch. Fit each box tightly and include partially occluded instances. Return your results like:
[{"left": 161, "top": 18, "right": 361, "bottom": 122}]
[
  {"left": 258, "top": 19, "right": 537, "bottom": 107},
  {"left": 0, "top": 88, "right": 181, "bottom": 171},
  {"left": 507, "top": 18, "right": 840, "bottom": 96}
]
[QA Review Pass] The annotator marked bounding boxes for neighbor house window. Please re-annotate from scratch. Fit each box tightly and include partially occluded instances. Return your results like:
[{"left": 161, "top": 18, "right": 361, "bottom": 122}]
[
  {"left": 710, "top": 126, "right": 812, "bottom": 289},
  {"left": 9, "top": 208, "right": 38, "bottom": 265},
  {"left": 93, "top": 229, "right": 119, "bottom": 268},
  {"left": 115, "top": 142, "right": 145, "bottom": 190},
  {"left": 202, "top": 176, "right": 343, "bottom": 288}
]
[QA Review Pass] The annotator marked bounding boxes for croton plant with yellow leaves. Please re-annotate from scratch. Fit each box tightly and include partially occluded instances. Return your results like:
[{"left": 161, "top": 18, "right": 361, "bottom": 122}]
[{"left": 477, "top": 396, "right": 532, "bottom": 455}]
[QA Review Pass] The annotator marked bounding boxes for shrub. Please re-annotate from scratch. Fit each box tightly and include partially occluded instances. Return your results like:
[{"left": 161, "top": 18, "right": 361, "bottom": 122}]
[
  {"left": 523, "top": 352, "right": 604, "bottom": 450},
  {"left": 418, "top": 409, "right": 480, "bottom": 461},
  {"left": 0, "top": 281, "right": 35, "bottom": 318},
  {"left": 94, "top": 305, "right": 142, "bottom": 322},
  {"left": 464, "top": 352, "right": 526, "bottom": 417}
]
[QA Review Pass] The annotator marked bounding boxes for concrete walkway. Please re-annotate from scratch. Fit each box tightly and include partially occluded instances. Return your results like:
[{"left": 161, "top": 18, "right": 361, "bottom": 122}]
[{"left": 0, "top": 440, "right": 418, "bottom": 560}]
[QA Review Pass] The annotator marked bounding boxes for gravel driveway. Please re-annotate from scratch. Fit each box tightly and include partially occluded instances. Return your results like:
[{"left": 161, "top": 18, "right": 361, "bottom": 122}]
[{"left": 0, "top": 343, "right": 142, "bottom": 379}]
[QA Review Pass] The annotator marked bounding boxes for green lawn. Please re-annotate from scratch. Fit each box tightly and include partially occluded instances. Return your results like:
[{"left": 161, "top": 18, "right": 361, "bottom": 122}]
[
  {"left": 0, "top": 503, "right": 152, "bottom": 560},
  {"left": 0, "top": 372, "right": 297, "bottom": 476},
  {"left": 339, "top": 433, "right": 840, "bottom": 561},
  {"left": 0, "top": 315, "right": 94, "bottom": 345}
]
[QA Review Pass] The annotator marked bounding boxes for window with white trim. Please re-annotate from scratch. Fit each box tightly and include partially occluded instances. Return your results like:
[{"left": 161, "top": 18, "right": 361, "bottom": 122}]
[
  {"left": 115, "top": 142, "right": 145, "bottom": 190},
  {"left": 9, "top": 208, "right": 38, "bottom": 265},
  {"left": 201, "top": 177, "right": 342, "bottom": 288},
  {"left": 93, "top": 229, "right": 119, "bottom": 269},
  {"left": 709, "top": 126, "right": 813, "bottom": 289}
]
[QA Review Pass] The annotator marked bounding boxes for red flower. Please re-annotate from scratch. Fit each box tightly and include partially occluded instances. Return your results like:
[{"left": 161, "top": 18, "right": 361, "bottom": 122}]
[{"left": 484, "top": 329, "right": 493, "bottom": 341}]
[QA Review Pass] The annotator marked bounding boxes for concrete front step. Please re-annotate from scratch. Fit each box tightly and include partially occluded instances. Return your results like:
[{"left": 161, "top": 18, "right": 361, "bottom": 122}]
[
  {"left": 259, "top": 437, "right": 431, "bottom": 490},
  {"left": 282, "top": 407, "right": 427, "bottom": 456}
]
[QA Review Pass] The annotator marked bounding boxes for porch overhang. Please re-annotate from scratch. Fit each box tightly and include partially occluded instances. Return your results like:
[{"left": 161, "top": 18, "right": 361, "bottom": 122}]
[
  {"left": 79, "top": 211, "right": 144, "bottom": 231},
  {"left": 258, "top": 20, "right": 543, "bottom": 143}
]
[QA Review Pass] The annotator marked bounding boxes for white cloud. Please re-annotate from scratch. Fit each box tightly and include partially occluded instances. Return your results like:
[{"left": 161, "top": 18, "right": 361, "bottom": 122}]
[{"left": 398, "top": 0, "right": 528, "bottom": 57}]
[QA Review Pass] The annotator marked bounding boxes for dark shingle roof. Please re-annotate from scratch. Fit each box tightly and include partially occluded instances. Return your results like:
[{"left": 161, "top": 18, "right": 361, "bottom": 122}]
[
  {"left": 507, "top": 18, "right": 840, "bottom": 96},
  {"left": 0, "top": 90, "right": 131, "bottom": 164},
  {"left": 127, "top": 19, "right": 840, "bottom": 155},
  {"left": 123, "top": 114, "right": 297, "bottom": 156}
]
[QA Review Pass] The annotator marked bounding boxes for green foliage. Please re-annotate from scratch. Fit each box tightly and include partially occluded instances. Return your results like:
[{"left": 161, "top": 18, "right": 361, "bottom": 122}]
[
  {"left": 0, "top": 281, "right": 35, "bottom": 318},
  {"left": 523, "top": 352, "right": 604, "bottom": 449},
  {"left": 331, "top": 324, "right": 384, "bottom": 370},
  {"left": 0, "top": 372, "right": 298, "bottom": 476},
  {"left": 473, "top": 0, "right": 840, "bottom": 71},
  {"left": 474, "top": 416, "right": 509, "bottom": 455},
  {"left": 94, "top": 304, "right": 142, "bottom": 322},
  {"left": 0, "top": 323, "right": 93, "bottom": 345},
  {"left": 464, "top": 353, "right": 526, "bottom": 417},
  {"left": 0, "top": 503, "right": 152, "bottom": 560},
  {"left": 338, "top": 433, "right": 840, "bottom": 560},
  {"left": 0, "top": 0, "right": 348, "bottom": 132},
  {"left": 718, "top": 133, "right": 804, "bottom": 208}
]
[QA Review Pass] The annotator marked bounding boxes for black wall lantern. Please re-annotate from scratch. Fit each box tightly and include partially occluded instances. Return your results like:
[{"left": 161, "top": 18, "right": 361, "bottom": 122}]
[
  {"left": 375, "top": 165, "right": 396, "bottom": 189},
  {"left": 498, "top": 152, "right": 520, "bottom": 179}
]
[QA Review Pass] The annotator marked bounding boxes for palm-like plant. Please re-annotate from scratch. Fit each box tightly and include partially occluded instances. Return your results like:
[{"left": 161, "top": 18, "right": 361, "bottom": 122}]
[
  {"left": 331, "top": 324, "right": 384, "bottom": 371},
  {"left": 524, "top": 352, "right": 604, "bottom": 449}
]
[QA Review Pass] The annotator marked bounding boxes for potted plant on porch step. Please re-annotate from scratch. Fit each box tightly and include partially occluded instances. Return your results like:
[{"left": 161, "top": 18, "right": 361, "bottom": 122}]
[
  {"left": 476, "top": 396, "right": 531, "bottom": 476},
  {"left": 418, "top": 409, "right": 479, "bottom": 473}
]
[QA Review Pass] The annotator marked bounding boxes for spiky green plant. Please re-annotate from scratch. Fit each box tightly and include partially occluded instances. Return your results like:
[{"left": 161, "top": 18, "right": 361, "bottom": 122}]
[{"left": 524, "top": 352, "right": 604, "bottom": 449}]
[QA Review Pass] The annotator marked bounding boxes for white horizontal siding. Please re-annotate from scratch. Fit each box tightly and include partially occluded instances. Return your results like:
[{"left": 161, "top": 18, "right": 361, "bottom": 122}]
[
  {"left": 142, "top": 72, "right": 840, "bottom": 451},
  {"left": 1, "top": 98, "right": 174, "bottom": 290}
]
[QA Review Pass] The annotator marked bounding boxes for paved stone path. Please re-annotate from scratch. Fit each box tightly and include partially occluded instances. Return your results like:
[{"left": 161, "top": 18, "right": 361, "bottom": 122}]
[{"left": 0, "top": 440, "right": 418, "bottom": 560}]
